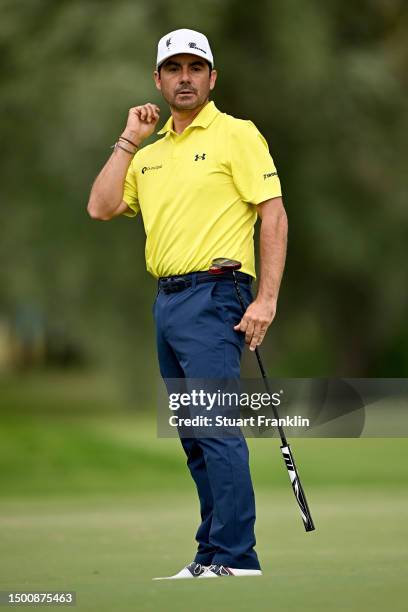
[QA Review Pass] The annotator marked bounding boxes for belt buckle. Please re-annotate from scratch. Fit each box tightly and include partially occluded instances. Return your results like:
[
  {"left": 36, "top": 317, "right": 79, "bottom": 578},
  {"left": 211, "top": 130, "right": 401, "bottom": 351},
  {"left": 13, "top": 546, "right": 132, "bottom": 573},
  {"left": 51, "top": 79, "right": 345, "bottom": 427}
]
[{"left": 162, "top": 277, "right": 186, "bottom": 293}]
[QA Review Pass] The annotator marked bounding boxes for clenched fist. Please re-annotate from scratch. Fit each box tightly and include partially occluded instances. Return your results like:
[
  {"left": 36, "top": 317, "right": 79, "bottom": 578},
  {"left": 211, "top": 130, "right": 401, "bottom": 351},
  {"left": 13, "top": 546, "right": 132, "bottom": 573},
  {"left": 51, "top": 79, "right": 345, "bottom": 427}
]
[{"left": 121, "top": 103, "right": 161, "bottom": 146}]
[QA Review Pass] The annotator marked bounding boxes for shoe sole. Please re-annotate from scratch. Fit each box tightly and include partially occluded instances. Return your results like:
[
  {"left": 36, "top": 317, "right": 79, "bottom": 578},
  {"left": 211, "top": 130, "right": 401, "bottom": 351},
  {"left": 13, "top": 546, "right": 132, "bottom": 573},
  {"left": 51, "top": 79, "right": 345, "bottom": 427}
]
[
  {"left": 199, "top": 571, "right": 263, "bottom": 578},
  {"left": 153, "top": 575, "right": 200, "bottom": 580}
]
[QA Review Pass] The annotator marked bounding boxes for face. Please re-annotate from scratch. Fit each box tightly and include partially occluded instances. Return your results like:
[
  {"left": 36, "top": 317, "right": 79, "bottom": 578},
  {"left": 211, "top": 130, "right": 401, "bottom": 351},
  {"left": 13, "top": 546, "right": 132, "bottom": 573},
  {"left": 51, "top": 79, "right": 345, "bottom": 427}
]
[{"left": 154, "top": 53, "right": 217, "bottom": 111}]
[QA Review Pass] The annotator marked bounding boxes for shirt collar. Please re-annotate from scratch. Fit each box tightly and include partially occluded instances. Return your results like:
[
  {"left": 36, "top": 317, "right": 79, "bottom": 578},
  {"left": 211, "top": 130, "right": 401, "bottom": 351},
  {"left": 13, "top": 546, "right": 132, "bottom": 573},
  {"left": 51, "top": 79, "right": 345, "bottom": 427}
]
[{"left": 157, "top": 101, "right": 219, "bottom": 135}]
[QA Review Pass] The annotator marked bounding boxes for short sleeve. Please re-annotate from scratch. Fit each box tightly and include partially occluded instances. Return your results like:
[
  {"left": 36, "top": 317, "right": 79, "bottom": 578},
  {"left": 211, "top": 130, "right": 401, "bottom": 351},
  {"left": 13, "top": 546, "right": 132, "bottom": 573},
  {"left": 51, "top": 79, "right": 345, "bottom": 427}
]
[
  {"left": 122, "top": 161, "right": 140, "bottom": 218},
  {"left": 229, "top": 119, "right": 282, "bottom": 205}
]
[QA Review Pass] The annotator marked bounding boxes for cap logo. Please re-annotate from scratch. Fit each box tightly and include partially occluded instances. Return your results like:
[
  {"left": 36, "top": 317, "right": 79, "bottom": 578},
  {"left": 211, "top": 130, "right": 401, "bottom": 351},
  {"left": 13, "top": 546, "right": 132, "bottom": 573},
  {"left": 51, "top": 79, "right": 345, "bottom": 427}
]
[
  {"left": 166, "top": 37, "right": 172, "bottom": 49},
  {"left": 188, "top": 41, "right": 206, "bottom": 54}
]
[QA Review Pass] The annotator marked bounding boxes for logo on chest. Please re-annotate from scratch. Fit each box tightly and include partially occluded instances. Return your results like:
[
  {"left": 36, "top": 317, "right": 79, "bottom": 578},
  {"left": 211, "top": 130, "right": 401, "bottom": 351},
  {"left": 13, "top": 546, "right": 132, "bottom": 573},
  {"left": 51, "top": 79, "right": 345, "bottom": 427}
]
[
  {"left": 141, "top": 165, "right": 163, "bottom": 174},
  {"left": 194, "top": 153, "right": 206, "bottom": 161}
]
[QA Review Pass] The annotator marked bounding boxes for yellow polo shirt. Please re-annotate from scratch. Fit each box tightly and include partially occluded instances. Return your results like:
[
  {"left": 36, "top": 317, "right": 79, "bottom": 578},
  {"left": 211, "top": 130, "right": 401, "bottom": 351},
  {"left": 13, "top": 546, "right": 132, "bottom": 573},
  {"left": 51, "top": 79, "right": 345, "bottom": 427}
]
[{"left": 122, "top": 101, "right": 281, "bottom": 278}]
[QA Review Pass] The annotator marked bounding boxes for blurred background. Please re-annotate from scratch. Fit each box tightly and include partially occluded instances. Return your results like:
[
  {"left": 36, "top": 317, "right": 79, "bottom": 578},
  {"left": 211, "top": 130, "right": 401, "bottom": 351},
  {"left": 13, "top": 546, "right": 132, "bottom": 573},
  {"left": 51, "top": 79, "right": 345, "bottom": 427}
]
[{"left": 0, "top": 1, "right": 407, "bottom": 610}]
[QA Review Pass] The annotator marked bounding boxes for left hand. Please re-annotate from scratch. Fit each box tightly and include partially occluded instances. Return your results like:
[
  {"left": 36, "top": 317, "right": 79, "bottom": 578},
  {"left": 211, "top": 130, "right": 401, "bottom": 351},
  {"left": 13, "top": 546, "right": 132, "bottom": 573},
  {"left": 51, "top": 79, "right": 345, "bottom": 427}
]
[{"left": 233, "top": 299, "right": 276, "bottom": 351}]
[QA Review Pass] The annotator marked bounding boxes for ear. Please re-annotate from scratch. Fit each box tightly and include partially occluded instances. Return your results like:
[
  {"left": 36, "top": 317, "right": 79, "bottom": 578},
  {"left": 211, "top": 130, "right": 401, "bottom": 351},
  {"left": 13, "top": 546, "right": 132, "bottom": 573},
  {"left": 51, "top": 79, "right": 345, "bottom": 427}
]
[
  {"left": 209, "top": 69, "right": 217, "bottom": 91},
  {"left": 154, "top": 70, "right": 161, "bottom": 91}
]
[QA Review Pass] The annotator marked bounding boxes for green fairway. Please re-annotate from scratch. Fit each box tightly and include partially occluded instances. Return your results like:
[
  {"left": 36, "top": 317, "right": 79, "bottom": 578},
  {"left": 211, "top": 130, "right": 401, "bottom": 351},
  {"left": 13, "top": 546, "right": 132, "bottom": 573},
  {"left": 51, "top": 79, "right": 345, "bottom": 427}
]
[
  {"left": 1, "top": 489, "right": 407, "bottom": 612},
  {"left": 1, "top": 372, "right": 408, "bottom": 611}
]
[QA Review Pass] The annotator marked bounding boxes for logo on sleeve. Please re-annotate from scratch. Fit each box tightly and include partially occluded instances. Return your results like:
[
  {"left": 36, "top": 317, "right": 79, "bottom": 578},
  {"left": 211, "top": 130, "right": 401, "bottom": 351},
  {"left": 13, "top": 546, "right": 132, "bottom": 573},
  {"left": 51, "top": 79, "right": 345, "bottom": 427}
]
[
  {"left": 194, "top": 153, "right": 206, "bottom": 161},
  {"left": 263, "top": 171, "right": 278, "bottom": 180}
]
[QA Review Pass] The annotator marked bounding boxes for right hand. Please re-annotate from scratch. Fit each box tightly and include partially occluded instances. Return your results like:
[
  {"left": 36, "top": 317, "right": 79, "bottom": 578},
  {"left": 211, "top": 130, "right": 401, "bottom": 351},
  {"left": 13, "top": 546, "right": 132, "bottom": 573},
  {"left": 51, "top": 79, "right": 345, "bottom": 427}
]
[{"left": 122, "top": 103, "right": 160, "bottom": 146}]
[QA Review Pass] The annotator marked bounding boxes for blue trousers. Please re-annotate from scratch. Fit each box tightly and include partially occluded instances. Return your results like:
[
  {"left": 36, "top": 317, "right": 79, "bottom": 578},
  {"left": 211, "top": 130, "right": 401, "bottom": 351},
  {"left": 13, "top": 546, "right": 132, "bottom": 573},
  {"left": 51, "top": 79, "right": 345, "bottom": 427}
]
[{"left": 153, "top": 273, "right": 261, "bottom": 570}]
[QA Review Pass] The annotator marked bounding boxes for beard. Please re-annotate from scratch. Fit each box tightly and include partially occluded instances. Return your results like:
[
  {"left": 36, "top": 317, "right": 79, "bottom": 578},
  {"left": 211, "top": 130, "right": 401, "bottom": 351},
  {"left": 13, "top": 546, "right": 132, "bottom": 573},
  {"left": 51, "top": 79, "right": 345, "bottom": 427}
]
[{"left": 162, "top": 87, "right": 208, "bottom": 111}]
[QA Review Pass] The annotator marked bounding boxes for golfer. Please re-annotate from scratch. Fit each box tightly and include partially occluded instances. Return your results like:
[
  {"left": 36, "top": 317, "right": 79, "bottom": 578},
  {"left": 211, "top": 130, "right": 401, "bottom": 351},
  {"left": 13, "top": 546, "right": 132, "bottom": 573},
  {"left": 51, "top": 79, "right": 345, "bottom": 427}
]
[{"left": 87, "top": 28, "right": 287, "bottom": 579}]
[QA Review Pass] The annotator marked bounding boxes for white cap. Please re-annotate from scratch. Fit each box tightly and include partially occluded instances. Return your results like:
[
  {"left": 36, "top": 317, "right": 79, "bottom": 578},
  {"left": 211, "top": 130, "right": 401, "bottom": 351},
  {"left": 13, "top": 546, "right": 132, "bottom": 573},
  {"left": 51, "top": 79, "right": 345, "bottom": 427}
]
[{"left": 156, "top": 28, "right": 214, "bottom": 69}]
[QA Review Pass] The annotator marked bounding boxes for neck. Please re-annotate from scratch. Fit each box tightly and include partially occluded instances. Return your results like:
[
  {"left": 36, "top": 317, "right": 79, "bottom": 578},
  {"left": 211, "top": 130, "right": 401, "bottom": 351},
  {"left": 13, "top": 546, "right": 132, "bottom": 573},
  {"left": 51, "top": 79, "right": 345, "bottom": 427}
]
[{"left": 170, "top": 100, "right": 209, "bottom": 134}]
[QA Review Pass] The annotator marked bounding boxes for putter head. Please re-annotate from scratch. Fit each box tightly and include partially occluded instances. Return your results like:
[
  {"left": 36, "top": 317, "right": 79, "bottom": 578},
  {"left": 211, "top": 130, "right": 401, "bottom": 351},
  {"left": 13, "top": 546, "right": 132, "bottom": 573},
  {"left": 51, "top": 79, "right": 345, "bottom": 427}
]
[{"left": 209, "top": 257, "right": 242, "bottom": 275}]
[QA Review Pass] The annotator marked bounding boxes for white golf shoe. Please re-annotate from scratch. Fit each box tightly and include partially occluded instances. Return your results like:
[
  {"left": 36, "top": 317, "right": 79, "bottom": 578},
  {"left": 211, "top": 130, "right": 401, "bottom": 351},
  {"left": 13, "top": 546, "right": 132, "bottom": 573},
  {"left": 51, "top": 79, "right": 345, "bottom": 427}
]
[
  {"left": 199, "top": 564, "right": 262, "bottom": 578},
  {"left": 153, "top": 561, "right": 208, "bottom": 580}
]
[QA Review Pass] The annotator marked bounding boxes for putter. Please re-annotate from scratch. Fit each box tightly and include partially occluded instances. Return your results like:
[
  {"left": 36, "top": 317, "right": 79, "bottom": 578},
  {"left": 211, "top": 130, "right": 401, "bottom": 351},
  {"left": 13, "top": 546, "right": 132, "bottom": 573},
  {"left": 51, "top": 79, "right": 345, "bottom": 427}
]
[{"left": 209, "top": 257, "right": 315, "bottom": 532}]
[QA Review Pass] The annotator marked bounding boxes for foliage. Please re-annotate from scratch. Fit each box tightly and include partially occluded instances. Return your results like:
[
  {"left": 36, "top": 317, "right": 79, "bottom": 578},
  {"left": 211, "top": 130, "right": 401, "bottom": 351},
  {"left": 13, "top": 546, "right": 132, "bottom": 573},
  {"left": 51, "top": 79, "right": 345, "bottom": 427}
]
[{"left": 1, "top": 0, "right": 407, "bottom": 399}]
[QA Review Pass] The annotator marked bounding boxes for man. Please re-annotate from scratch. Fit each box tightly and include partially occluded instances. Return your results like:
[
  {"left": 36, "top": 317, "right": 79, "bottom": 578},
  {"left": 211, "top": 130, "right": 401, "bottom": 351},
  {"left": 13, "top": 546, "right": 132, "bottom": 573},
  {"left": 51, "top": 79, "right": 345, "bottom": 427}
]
[{"left": 87, "top": 28, "right": 288, "bottom": 579}]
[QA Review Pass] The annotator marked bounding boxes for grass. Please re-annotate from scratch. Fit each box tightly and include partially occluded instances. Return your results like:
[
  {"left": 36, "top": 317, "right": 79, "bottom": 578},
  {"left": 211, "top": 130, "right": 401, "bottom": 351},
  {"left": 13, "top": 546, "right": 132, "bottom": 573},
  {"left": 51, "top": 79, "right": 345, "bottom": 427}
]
[
  {"left": 0, "top": 371, "right": 408, "bottom": 610},
  {"left": 0, "top": 413, "right": 407, "bottom": 497},
  {"left": 1, "top": 489, "right": 407, "bottom": 612}
]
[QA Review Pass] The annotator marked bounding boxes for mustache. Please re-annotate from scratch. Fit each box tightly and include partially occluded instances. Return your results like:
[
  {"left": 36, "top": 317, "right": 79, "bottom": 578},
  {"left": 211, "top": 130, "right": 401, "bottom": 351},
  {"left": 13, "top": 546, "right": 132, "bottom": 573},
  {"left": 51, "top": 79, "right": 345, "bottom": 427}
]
[{"left": 175, "top": 86, "right": 197, "bottom": 94}]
